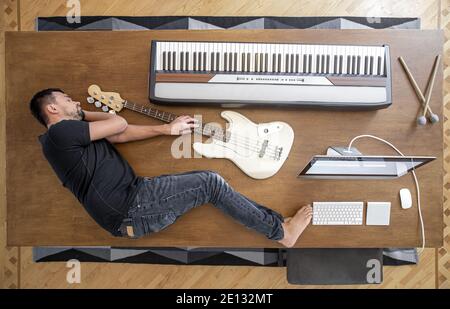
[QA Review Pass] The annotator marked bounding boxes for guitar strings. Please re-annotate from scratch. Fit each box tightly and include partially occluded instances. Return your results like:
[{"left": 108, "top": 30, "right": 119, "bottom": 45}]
[
  {"left": 122, "top": 100, "right": 281, "bottom": 157},
  {"left": 102, "top": 98, "right": 281, "bottom": 157},
  {"left": 122, "top": 100, "right": 281, "bottom": 155},
  {"left": 126, "top": 103, "right": 278, "bottom": 159}
]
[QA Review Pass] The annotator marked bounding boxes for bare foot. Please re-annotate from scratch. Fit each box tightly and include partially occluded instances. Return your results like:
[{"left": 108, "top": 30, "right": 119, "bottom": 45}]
[{"left": 278, "top": 205, "right": 312, "bottom": 248}]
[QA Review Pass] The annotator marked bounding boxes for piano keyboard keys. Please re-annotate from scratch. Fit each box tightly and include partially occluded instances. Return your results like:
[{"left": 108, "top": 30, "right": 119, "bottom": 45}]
[
  {"left": 377, "top": 56, "right": 382, "bottom": 75},
  {"left": 369, "top": 56, "right": 374, "bottom": 75},
  {"left": 155, "top": 41, "right": 387, "bottom": 77}
]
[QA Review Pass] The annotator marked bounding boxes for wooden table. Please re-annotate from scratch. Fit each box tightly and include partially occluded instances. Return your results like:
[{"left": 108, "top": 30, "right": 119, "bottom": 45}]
[{"left": 5, "top": 30, "right": 443, "bottom": 248}]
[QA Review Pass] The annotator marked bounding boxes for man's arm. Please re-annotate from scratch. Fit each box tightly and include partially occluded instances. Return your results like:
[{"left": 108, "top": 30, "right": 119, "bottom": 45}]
[
  {"left": 105, "top": 115, "right": 198, "bottom": 143},
  {"left": 83, "top": 111, "right": 128, "bottom": 141}
]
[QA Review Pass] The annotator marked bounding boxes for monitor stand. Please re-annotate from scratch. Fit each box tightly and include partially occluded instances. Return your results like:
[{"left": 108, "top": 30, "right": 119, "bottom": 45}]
[{"left": 326, "top": 146, "right": 363, "bottom": 156}]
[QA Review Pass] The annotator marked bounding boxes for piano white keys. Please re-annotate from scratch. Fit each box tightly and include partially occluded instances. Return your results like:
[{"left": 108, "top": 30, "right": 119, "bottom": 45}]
[
  {"left": 228, "top": 44, "right": 233, "bottom": 72},
  {"left": 275, "top": 44, "right": 281, "bottom": 73},
  {"left": 191, "top": 43, "right": 197, "bottom": 71},
  {"left": 320, "top": 46, "right": 326, "bottom": 73},
  {"left": 185, "top": 43, "right": 190, "bottom": 71},
  {"left": 289, "top": 44, "right": 297, "bottom": 73},
  {"left": 371, "top": 53, "right": 375, "bottom": 75},
  {"left": 205, "top": 42, "right": 210, "bottom": 71},
  {"left": 291, "top": 44, "right": 297, "bottom": 73},
  {"left": 254, "top": 44, "right": 259, "bottom": 73},
  {"left": 252, "top": 45, "right": 257, "bottom": 73},
  {"left": 279, "top": 44, "right": 284, "bottom": 73},
  {"left": 217, "top": 43, "right": 222, "bottom": 72},
  {"left": 328, "top": 46, "right": 335, "bottom": 74},
  {"left": 173, "top": 42, "right": 181, "bottom": 71},
  {"left": 334, "top": 46, "right": 341, "bottom": 74},
  {"left": 379, "top": 47, "right": 385, "bottom": 76},
  {"left": 200, "top": 43, "right": 206, "bottom": 71},
  {"left": 318, "top": 45, "right": 325, "bottom": 73},
  {"left": 222, "top": 43, "right": 227, "bottom": 72},
  {"left": 271, "top": 45, "right": 276, "bottom": 72},
  {"left": 344, "top": 46, "right": 350, "bottom": 74},
  {"left": 371, "top": 47, "right": 377, "bottom": 76},
  {"left": 266, "top": 44, "right": 272, "bottom": 73},
  {"left": 228, "top": 46, "right": 233, "bottom": 72},
  {"left": 161, "top": 42, "right": 166, "bottom": 71},
  {"left": 231, "top": 43, "right": 236, "bottom": 72},
  {"left": 273, "top": 44, "right": 279, "bottom": 73},
  {"left": 348, "top": 46, "right": 354, "bottom": 74},
  {"left": 261, "top": 45, "right": 266, "bottom": 72},
  {"left": 197, "top": 42, "right": 203, "bottom": 71},
  {"left": 155, "top": 41, "right": 388, "bottom": 78},
  {"left": 303, "top": 45, "right": 309, "bottom": 73},
  {"left": 170, "top": 42, "right": 176, "bottom": 71},
  {"left": 167, "top": 42, "right": 173, "bottom": 71},
  {"left": 378, "top": 46, "right": 384, "bottom": 75},
  {"left": 242, "top": 44, "right": 247, "bottom": 72},
  {"left": 309, "top": 45, "right": 316, "bottom": 74},
  {"left": 230, "top": 44, "right": 235, "bottom": 72},
  {"left": 292, "top": 45, "right": 298, "bottom": 73},
  {"left": 238, "top": 44, "right": 243, "bottom": 72},
  {"left": 236, "top": 44, "right": 240, "bottom": 72},
  {"left": 176, "top": 42, "right": 181, "bottom": 71},
  {"left": 284, "top": 45, "right": 289, "bottom": 73},
  {"left": 198, "top": 43, "right": 203, "bottom": 71},
  {"left": 216, "top": 45, "right": 221, "bottom": 72},
  {"left": 255, "top": 44, "right": 261, "bottom": 72},
  {"left": 323, "top": 45, "right": 329, "bottom": 73},
  {"left": 172, "top": 42, "right": 178, "bottom": 71},
  {"left": 179, "top": 42, "right": 184, "bottom": 71},
  {"left": 356, "top": 46, "right": 362, "bottom": 75},
  {"left": 155, "top": 42, "right": 161, "bottom": 71},
  {"left": 271, "top": 45, "right": 277, "bottom": 72},
  {"left": 261, "top": 44, "right": 267, "bottom": 72}
]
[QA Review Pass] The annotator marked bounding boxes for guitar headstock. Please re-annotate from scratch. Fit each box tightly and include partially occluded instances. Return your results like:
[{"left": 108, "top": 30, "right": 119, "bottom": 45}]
[{"left": 87, "top": 84, "right": 125, "bottom": 113}]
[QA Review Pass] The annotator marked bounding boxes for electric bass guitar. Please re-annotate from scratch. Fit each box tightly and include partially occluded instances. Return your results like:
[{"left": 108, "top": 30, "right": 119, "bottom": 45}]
[{"left": 87, "top": 85, "right": 294, "bottom": 179}]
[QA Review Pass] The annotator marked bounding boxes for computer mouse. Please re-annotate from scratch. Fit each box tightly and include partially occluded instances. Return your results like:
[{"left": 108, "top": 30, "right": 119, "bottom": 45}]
[{"left": 399, "top": 188, "right": 412, "bottom": 209}]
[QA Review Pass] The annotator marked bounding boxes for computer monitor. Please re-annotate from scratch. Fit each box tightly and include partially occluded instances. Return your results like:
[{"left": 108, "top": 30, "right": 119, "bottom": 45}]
[{"left": 298, "top": 155, "right": 436, "bottom": 179}]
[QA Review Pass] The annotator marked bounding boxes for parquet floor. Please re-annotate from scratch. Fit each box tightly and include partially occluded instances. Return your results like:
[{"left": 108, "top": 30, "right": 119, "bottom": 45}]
[{"left": 1, "top": 0, "right": 448, "bottom": 288}]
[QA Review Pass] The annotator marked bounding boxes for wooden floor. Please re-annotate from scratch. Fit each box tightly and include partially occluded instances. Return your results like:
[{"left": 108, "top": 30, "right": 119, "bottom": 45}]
[{"left": 1, "top": 0, "right": 449, "bottom": 288}]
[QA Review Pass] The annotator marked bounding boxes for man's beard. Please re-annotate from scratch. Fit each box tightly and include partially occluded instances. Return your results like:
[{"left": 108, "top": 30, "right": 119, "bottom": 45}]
[{"left": 68, "top": 109, "right": 84, "bottom": 120}]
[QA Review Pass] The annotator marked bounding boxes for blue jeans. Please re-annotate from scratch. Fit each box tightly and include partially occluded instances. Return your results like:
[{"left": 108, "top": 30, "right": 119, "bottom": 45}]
[{"left": 119, "top": 170, "right": 285, "bottom": 241}]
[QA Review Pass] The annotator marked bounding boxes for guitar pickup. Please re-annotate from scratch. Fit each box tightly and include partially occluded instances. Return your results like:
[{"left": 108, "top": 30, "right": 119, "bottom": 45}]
[{"left": 259, "top": 140, "right": 269, "bottom": 158}]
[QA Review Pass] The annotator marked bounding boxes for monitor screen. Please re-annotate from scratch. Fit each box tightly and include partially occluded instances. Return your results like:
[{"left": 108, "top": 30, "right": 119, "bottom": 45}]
[{"left": 298, "top": 155, "right": 436, "bottom": 179}]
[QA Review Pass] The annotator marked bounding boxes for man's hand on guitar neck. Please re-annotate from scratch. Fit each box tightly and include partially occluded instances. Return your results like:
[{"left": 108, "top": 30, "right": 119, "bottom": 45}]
[{"left": 166, "top": 115, "right": 199, "bottom": 135}]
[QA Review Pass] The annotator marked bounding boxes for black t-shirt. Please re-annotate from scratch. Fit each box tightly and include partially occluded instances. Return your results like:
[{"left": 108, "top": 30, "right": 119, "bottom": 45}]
[{"left": 38, "top": 120, "right": 143, "bottom": 236}]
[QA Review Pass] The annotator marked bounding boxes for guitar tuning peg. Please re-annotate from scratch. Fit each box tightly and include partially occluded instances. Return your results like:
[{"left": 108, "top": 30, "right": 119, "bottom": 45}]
[
  {"left": 94, "top": 101, "right": 102, "bottom": 108},
  {"left": 87, "top": 97, "right": 95, "bottom": 104},
  {"left": 101, "top": 106, "right": 109, "bottom": 112},
  {"left": 109, "top": 110, "right": 116, "bottom": 115}
]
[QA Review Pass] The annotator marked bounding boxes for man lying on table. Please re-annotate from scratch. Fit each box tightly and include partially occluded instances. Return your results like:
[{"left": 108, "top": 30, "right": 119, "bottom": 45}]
[{"left": 29, "top": 88, "right": 311, "bottom": 247}]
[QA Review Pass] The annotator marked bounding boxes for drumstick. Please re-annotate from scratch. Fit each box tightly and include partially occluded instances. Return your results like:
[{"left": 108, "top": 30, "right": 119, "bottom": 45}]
[
  {"left": 398, "top": 57, "right": 430, "bottom": 113},
  {"left": 421, "top": 55, "right": 440, "bottom": 117},
  {"left": 398, "top": 56, "right": 439, "bottom": 124}
]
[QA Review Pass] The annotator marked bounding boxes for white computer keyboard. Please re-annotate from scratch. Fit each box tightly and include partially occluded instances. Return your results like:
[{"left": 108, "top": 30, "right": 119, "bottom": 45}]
[{"left": 312, "top": 202, "right": 364, "bottom": 225}]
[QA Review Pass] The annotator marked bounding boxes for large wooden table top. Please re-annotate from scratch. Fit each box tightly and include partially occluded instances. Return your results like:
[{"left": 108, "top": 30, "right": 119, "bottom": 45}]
[{"left": 6, "top": 30, "right": 443, "bottom": 247}]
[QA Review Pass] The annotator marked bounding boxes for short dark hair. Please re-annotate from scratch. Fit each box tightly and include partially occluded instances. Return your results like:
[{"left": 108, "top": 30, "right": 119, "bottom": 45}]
[{"left": 29, "top": 88, "right": 64, "bottom": 127}]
